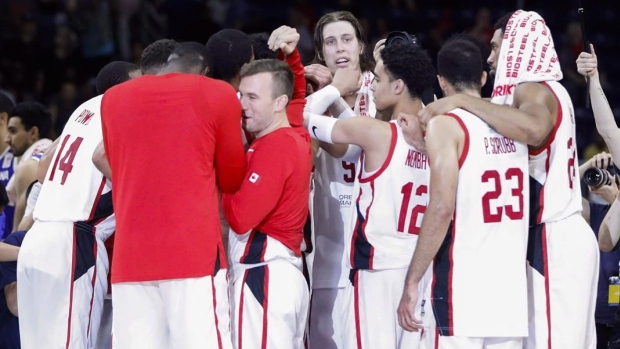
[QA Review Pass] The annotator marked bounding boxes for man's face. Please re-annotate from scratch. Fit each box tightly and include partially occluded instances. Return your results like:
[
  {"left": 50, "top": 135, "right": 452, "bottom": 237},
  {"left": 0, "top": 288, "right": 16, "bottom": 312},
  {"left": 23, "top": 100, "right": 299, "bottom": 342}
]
[
  {"left": 488, "top": 29, "right": 503, "bottom": 78},
  {"left": 239, "top": 72, "right": 278, "bottom": 137},
  {"left": 7, "top": 117, "right": 34, "bottom": 157},
  {"left": 370, "top": 60, "right": 397, "bottom": 113},
  {"left": 321, "top": 21, "right": 362, "bottom": 75}
]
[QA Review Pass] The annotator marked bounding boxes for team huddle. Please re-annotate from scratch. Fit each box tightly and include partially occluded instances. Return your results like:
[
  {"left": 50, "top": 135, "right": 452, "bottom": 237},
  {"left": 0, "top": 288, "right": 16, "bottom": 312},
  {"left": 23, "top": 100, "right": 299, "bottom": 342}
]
[{"left": 0, "top": 8, "right": 599, "bottom": 349}]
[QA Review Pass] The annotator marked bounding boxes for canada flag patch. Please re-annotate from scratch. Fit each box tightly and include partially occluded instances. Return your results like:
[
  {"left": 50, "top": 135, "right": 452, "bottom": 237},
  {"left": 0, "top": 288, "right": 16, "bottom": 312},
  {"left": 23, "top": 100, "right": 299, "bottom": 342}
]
[{"left": 249, "top": 172, "right": 260, "bottom": 183}]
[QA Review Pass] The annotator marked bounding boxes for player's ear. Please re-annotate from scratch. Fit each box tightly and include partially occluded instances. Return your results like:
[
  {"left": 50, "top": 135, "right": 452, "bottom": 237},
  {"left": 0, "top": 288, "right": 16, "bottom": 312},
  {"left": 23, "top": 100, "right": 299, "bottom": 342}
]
[
  {"left": 275, "top": 95, "right": 288, "bottom": 112},
  {"left": 480, "top": 71, "right": 488, "bottom": 88},
  {"left": 28, "top": 126, "right": 40, "bottom": 141},
  {"left": 393, "top": 79, "right": 405, "bottom": 95}
]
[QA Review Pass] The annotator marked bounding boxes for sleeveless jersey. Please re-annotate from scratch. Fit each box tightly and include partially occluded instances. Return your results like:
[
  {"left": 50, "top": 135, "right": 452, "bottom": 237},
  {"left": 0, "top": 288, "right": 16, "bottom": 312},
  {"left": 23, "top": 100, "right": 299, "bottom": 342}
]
[
  {"left": 432, "top": 109, "right": 529, "bottom": 337},
  {"left": 34, "top": 95, "right": 114, "bottom": 240},
  {"left": 347, "top": 121, "right": 429, "bottom": 271},
  {"left": 529, "top": 81, "right": 582, "bottom": 225},
  {"left": 312, "top": 72, "right": 375, "bottom": 288}
]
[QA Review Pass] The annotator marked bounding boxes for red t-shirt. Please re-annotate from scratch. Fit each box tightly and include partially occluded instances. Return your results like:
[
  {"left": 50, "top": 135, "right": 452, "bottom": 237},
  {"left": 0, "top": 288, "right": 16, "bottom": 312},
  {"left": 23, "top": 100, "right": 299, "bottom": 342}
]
[
  {"left": 222, "top": 127, "right": 311, "bottom": 255},
  {"left": 101, "top": 73, "right": 246, "bottom": 283}
]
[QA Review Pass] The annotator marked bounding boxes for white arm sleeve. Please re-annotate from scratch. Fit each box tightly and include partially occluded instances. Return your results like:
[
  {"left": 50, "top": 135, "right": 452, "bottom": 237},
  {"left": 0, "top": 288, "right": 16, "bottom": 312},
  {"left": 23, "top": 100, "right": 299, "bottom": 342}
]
[
  {"left": 305, "top": 85, "right": 341, "bottom": 115},
  {"left": 305, "top": 112, "right": 337, "bottom": 143}
]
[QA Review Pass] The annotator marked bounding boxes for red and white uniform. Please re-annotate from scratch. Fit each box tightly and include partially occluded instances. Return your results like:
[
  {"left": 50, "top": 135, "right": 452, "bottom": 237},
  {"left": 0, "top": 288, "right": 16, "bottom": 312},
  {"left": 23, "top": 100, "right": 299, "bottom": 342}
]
[
  {"left": 343, "top": 121, "right": 433, "bottom": 349},
  {"left": 308, "top": 72, "right": 375, "bottom": 349},
  {"left": 525, "top": 81, "right": 598, "bottom": 349},
  {"left": 17, "top": 95, "right": 114, "bottom": 349},
  {"left": 432, "top": 109, "right": 529, "bottom": 348},
  {"left": 102, "top": 73, "right": 246, "bottom": 349}
]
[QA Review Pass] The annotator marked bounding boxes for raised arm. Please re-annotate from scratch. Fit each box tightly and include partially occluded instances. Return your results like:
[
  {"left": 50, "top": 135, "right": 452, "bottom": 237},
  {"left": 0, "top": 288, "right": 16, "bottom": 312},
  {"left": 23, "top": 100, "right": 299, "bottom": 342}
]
[
  {"left": 419, "top": 84, "right": 555, "bottom": 148},
  {"left": 398, "top": 115, "right": 461, "bottom": 332},
  {"left": 576, "top": 44, "right": 620, "bottom": 162}
]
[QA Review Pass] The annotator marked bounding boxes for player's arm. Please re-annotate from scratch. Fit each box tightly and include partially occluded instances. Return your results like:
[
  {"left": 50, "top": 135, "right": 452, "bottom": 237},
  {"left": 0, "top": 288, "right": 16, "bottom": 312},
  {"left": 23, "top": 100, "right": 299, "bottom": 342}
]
[
  {"left": 576, "top": 45, "right": 620, "bottom": 162},
  {"left": 12, "top": 160, "right": 38, "bottom": 232},
  {"left": 36, "top": 137, "right": 59, "bottom": 183},
  {"left": 398, "top": 115, "right": 461, "bottom": 332},
  {"left": 0, "top": 242, "right": 18, "bottom": 262},
  {"left": 273, "top": 26, "right": 306, "bottom": 128},
  {"left": 420, "top": 84, "right": 555, "bottom": 148},
  {"left": 214, "top": 85, "right": 247, "bottom": 193},
  {"left": 599, "top": 192, "right": 620, "bottom": 252},
  {"left": 222, "top": 142, "right": 290, "bottom": 234},
  {"left": 4, "top": 282, "right": 17, "bottom": 316},
  {"left": 92, "top": 141, "right": 111, "bottom": 180}
]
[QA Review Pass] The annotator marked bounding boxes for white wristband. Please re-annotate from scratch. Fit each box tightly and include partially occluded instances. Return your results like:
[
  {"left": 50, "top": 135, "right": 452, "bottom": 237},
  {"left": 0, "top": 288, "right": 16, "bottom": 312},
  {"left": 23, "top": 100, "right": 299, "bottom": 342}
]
[
  {"left": 306, "top": 112, "right": 337, "bottom": 143},
  {"left": 305, "top": 85, "right": 341, "bottom": 115}
]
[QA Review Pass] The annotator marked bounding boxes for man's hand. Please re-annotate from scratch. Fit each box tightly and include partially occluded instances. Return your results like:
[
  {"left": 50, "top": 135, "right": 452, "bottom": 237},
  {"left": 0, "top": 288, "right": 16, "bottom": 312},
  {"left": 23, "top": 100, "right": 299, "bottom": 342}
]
[
  {"left": 591, "top": 178, "right": 619, "bottom": 205},
  {"left": 397, "top": 281, "right": 424, "bottom": 332},
  {"left": 418, "top": 95, "right": 462, "bottom": 126},
  {"left": 588, "top": 151, "right": 613, "bottom": 170},
  {"left": 268, "top": 25, "right": 300, "bottom": 57},
  {"left": 331, "top": 67, "right": 362, "bottom": 97},
  {"left": 576, "top": 44, "right": 598, "bottom": 79},
  {"left": 373, "top": 38, "right": 386, "bottom": 63},
  {"left": 305, "top": 64, "right": 333, "bottom": 93}
]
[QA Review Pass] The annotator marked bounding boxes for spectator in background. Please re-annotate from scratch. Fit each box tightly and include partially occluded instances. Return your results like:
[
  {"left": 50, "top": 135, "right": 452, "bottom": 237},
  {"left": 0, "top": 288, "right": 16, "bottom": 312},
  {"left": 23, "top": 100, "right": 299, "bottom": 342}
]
[{"left": 579, "top": 152, "right": 620, "bottom": 349}]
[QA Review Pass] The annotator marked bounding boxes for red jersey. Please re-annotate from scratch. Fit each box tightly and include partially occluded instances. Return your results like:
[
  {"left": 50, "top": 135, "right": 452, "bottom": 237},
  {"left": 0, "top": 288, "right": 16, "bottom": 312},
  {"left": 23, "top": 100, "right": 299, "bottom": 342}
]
[
  {"left": 222, "top": 127, "right": 311, "bottom": 256},
  {"left": 101, "top": 73, "right": 246, "bottom": 283}
]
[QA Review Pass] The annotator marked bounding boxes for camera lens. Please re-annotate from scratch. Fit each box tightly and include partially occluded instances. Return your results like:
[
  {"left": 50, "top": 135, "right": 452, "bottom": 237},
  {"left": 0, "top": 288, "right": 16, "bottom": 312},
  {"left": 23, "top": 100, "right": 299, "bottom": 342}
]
[{"left": 583, "top": 167, "right": 611, "bottom": 188}]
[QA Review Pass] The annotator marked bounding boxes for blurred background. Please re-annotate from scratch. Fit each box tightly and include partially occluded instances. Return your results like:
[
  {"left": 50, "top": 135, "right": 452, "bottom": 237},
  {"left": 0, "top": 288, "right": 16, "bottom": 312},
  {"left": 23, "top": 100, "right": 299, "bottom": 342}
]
[{"left": 0, "top": 0, "right": 617, "bottom": 159}]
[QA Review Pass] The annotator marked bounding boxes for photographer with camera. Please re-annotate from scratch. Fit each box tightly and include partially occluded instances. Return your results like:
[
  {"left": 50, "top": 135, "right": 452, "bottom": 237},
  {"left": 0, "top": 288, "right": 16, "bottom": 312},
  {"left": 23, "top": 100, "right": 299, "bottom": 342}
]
[{"left": 579, "top": 152, "right": 620, "bottom": 349}]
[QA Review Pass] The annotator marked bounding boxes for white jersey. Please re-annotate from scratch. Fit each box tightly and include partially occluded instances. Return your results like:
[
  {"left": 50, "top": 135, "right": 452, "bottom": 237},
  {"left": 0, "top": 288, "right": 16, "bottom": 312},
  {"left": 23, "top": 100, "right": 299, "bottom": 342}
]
[
  {"left": 529, "top": 81, "right": 582, "bottom": 225},
  {"left": 346, "top": 121, "right": 429, "bottom": 271},
  {"left": 311, "top": 71, "right": 375, "bottom": 289},
  {"left": 34, "top": 95, "right": 114, "bottom": 239},
  {"left": 432, "top": 109, "right": 529, "bottom": 337}
]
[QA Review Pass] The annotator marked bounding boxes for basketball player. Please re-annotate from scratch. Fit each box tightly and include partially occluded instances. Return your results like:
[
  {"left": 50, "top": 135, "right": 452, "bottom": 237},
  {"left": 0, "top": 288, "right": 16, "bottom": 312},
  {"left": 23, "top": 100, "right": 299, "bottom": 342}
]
[
  {"left": 0, "top": 92, "right": 16, "bottom": 239},
  {"left": 6, "top": 102, "right": 52, "bottom": 232},
  {"left": 303, "top": 11, "right": 376, "bottom": 349},
  {"left": 16, "top": 61, "right": 140, "bottom": 349},
  {"left": 304, "top": 42, "right": 435, "bottom": 349},
  {"left": 419, "top": 10, "right": 598, "bottom": 349},
  {"left": 101, "top": 43, "right": 245, "bottom": 349},
  {"left": 222, "top": 59, "right": 312, "bottom": 349},
  {"left": 0, "top": 243, "right": 18, "bottom": 261},
  {"left": 398, "top": 38, "right": 529, "bottom": 348}
]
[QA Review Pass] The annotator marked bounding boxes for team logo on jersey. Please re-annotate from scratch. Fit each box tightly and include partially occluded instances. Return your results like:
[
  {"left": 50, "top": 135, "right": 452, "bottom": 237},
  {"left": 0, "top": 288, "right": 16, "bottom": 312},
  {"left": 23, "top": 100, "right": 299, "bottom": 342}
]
[{"left": 249, "top": 172, "right": 260, "bottom": 183}]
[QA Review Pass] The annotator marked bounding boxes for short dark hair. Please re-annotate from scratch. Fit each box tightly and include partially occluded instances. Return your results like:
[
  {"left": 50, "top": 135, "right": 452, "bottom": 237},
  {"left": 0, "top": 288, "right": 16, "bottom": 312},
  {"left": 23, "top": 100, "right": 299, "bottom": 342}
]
[
  {"left": 140, "top": 39, "right": 179, "bottom": 74},
  {"left": 9, "top": 102, "right": 52, "bottom": 139},
  {"left": 240, "top": 59, "right": 293, "bottom": 101},
  {"left": 494, "top": 11, "right": 516, "bottom": 32},
  {"left": 206, "top": 29, "right": 254, "bottom": 82},
  {"left": 380, "top": 43, "right": 435, "bottom": 100},
  {"left": 167, "top": 41, "right": 210, "bottom": 72},
  {"left": 249, "top": 32, "right": 278, "bottom": 60},
  {"left": 312, "top": 11, "right": 375, "bottom": 73},
  {"left": 446, "top": 33, "right": 493, "bottom": 97},
  {"left": 96, "top": 61, "right": 139, "bottom": 94},
  {"left": 0, "top": 92, "right": 15, "bottom": 114},
  {"left": 438, "top": 39, "right": 484, "bottom": 93}
]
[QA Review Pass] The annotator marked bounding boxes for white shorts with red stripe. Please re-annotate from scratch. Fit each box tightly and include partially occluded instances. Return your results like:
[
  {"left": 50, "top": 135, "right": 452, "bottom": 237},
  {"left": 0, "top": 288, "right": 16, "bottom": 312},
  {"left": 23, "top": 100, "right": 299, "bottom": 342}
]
[
  {"left": 111, "top": 270, "right": 232, "bottom": 349},
  {"left": 231, "top": 260, "right": 309, "bottom": 349},
  {"left": 525, "top": 213, "right": 598, "bottom": 349},
  {"left": 17, "top": 221, "right": 109, "bottom": 349},
  {"left": 434, "top": 336, "right": 521, "bottom": 349},
  {"left": 343, "top": 268, "right": 434, "bottom": 349}
]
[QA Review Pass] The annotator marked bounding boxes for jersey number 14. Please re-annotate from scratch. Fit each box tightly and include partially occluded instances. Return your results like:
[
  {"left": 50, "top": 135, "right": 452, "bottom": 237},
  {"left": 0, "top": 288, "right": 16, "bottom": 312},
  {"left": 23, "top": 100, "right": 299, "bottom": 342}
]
[{"left": 48, "top": 134, "right": 84, "bottom": 185}]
